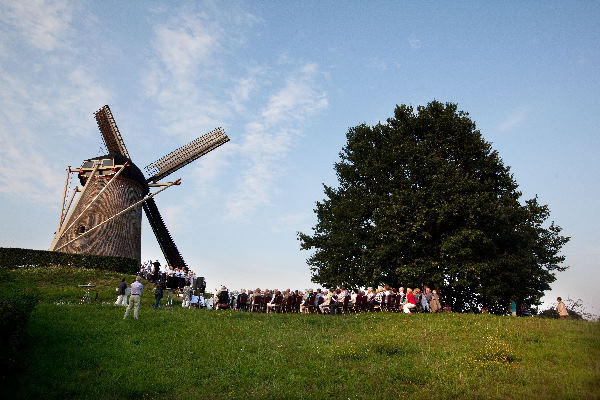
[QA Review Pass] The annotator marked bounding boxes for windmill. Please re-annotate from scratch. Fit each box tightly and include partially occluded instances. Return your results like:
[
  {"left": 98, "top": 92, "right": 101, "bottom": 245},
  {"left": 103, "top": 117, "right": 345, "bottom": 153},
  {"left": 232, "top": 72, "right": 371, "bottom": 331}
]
[{"left": 49, "top": 105, "right": 229, "bottom": 271}]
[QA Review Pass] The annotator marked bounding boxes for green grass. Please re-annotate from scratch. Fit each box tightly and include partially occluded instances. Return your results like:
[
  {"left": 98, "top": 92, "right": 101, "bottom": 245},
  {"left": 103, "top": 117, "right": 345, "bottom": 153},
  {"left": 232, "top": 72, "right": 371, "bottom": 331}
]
[{"left": 3, "top": 266, "right": 599, "bottom": 399}]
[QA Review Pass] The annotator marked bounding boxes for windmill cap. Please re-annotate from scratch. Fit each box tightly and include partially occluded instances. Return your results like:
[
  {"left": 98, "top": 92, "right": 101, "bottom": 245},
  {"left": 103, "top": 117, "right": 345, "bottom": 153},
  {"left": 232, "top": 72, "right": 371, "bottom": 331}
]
[{"left": 82, "top": 154, "right": 149, "bottom": 194}]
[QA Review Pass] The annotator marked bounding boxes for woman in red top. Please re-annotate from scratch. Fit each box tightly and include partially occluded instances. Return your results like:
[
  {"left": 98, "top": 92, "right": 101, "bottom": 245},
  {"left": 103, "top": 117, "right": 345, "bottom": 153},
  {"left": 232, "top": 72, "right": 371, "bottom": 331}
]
[{"left": 403, "top": 288, "right": 416, "bottom": 314}]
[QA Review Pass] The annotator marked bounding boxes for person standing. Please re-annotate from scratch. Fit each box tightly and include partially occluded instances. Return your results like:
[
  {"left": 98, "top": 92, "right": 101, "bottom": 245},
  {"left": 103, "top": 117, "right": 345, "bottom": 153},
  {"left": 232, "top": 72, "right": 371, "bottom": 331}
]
[
  {"left": 182, "top": 283, "right": 192, "bottom": 308},
  {"left": 153, "top": 280, "right": 164, "bottom": 309},
  {"left": 429, "top": 289, "right": 441, "bottom": 313},
  {"left": 557, "top": 297, "right": 569, "bottom": 319},
  {"left": 510, "top": 299, "right": 517, "bottom": 317},
  {"left": 423, "top": 287, "right": 432, "bottom": 313},
  {"left": 114, "top": 278, "right": 127, "bottom": 306},
  {"left": 152, "top": 260, "right": 160, "bottom": 282},
  {"left": 123, "top": 276, "right": 143, "bottom": 320}
]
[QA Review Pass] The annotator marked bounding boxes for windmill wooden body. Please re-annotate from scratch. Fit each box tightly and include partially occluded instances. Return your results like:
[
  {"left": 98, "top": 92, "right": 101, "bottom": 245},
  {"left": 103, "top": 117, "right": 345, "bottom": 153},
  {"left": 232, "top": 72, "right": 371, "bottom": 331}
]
[{"left": 49, "top": 105, "right": 229, "bottom": 269}]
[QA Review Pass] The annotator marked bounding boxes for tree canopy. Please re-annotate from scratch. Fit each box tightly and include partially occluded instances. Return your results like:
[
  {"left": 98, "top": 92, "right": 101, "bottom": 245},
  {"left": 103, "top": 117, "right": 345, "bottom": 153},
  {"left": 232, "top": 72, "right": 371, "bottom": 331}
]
[{"left": 298, "top": 101, "right": 569, "bottom": 313}]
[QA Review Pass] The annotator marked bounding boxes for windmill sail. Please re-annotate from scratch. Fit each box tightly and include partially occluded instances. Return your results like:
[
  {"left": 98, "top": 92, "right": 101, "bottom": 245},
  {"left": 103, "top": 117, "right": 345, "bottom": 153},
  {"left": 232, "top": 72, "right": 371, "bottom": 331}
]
[
  {"left": 143, "top": 197, "right": 187, "bottom": 270},
  {"left": 94, "top": 105, "right": 130, "bottom": 158},
  {"left": 144, "top": 127, "right": 229, "bottom": 183}
]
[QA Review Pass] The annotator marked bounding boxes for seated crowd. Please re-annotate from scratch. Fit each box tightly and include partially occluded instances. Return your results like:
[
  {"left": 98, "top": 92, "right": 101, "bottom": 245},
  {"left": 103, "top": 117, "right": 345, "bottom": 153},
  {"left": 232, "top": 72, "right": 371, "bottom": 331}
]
[
  {"left": 139, "top": 262, "right": 446, "bottom": 314},
  {"left": 174, "top": 284, "right": 445, "bottom": 315}
]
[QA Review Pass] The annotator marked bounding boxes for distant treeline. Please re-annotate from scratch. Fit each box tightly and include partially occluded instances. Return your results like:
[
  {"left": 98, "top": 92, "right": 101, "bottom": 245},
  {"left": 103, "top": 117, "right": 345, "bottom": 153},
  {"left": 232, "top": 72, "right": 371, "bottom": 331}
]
[{"left": 0, "top": 247, "right": 138, "bottom": 274}]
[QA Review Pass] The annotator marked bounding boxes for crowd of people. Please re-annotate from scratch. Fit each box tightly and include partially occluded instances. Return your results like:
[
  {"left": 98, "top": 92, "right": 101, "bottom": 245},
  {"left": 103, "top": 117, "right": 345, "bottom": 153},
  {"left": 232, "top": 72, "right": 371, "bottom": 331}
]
[
  {"left": 135, "top": 261, "right": 448, "bottom": 315},
  {"left": 121, "top": 274, "right": 447, "bottom": 315},
  {"left": 184, "top": 285, "right": 446, "bottom": 315},
  {"left": 138, "top": 260, "right": 202, "bottom": 291},
  {"left": 121, "top": 260, "right": 568, "bottom": 319},
  {"left": 128, "top": 261, "right": 447, "bottom": 315}
]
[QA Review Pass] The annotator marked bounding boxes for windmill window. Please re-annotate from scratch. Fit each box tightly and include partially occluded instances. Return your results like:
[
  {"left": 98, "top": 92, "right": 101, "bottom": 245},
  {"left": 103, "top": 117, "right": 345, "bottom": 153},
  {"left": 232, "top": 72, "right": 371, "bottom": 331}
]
[
  {"left": 78, "top": 225, "right": 86, "bottom": 234},
  {"left": 81, "top": 161, "right": 93, "bottom": 169},
  {"left": 102, "top": 159, "right": 113, "bottom": 167}
]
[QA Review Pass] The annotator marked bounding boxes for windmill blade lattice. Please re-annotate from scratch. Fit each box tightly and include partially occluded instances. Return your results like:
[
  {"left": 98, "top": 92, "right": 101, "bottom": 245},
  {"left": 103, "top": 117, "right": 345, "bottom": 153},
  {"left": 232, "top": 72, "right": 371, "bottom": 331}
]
[
  {"left": 143, "top": 197, "right": 187, "bottom": 270},
  {"left": 144, "top": 127, "right": 229, "bottom": 183},
  {"left": 94, "top": 105, "right": 130, "bottom": 158}
]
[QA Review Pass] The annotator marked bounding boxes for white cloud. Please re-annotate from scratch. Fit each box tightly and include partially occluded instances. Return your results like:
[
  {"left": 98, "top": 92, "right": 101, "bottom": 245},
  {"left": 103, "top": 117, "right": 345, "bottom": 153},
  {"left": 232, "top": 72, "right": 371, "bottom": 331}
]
[
  {"left": 153, "top": 13, "right": 221, "bottom": 79},
  {"left": 408, "top": 34, "right": 422, "bottom": 49},
  {"left": 262, "top": 63, "right": 327, "bottom": 127},
  {"left": 230, "top": 75, "right": 259, "bottom": 113},
  {"left": 0, "top": 1, "right": 112, "bottom": 205},
  {"left": 0, "top": 0, "right": 73, "bottom": 52},
  {"left": 141, "top": 7, "right": 327, "bottom": 222},
  {"left": 0, "top": 124, "right": 64, "bottom": 204},
  {"left": 499, "top": 107, "right": 528, "bottom": 131},
  {"left": 142, "top": 10, "right": 233, "bottom": 138},
  {"left": 225, "top": 63, "right": 328, "bottom": 221}
]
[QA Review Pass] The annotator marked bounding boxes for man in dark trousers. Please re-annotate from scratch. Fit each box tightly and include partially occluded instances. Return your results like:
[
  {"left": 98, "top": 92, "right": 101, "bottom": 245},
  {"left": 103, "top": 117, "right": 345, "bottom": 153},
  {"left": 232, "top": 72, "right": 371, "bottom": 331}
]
[
  {"left": 153, "top": 280, "right": 164, "bottom": 309},
  {"left": 114, "top": 278, "right": 127, "bottom": 306},
  {"left": 152, "top": 260, "right": 161, "bottom": 282}
]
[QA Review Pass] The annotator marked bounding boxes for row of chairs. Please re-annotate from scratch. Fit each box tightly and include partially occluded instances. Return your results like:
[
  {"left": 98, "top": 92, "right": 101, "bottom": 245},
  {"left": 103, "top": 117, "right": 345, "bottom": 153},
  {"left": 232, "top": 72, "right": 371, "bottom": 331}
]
[
  {"left": 220, "top": 293, "right": 304, "bottom": 313},
  {"left": 216, "top": 292, "right": 423, "bottom": 314},
  {"left": 306, "top": 293, "right": 419, "bottom": 314}
]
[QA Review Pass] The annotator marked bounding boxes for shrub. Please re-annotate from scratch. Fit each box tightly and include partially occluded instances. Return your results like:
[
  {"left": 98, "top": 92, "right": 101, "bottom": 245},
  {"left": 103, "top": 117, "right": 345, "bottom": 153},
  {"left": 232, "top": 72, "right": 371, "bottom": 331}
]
[
  {"left": 538, "top": 298, "right": 593, "bottom": 320},
  {"left": 0, "top": 247, "right": 138, "bottom": 274},
  {"left": 0, "top": 276, "right": 40, "bottom": 375}
]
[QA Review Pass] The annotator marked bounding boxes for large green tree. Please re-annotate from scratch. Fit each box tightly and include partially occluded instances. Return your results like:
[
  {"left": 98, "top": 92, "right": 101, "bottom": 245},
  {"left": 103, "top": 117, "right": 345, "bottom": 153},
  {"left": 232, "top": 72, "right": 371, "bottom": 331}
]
[{"left": 298, "top": 101, "right": 569, "bottom": 313}]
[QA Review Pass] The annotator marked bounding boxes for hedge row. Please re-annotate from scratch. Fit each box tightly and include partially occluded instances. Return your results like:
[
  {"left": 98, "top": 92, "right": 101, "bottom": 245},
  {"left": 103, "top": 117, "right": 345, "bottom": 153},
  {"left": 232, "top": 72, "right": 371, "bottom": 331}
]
[
  {"left": 0, "top": 277, "right": 40, "bottom": 375},
  {"left": 0, "top": 248, "right": 139, "bottom": 274}
]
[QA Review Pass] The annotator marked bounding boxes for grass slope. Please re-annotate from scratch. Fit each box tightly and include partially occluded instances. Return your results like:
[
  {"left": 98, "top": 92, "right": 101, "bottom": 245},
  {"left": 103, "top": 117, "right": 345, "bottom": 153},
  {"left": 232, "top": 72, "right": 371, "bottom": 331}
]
[{"left": 3, "top": 267, "right": 599, "bottom": 400}]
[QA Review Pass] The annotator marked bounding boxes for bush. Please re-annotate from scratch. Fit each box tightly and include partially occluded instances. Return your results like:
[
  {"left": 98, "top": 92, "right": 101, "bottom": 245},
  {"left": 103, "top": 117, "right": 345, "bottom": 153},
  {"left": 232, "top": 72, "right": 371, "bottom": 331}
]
[
  {"left": 0, "top": 247, "right": 138, "bottom": 274},
  {"left": 0, "top": 276, "right": 40, "bottom": 375},
  {"left": 538, "top": 298, "right": 593, "bottom": 320}
]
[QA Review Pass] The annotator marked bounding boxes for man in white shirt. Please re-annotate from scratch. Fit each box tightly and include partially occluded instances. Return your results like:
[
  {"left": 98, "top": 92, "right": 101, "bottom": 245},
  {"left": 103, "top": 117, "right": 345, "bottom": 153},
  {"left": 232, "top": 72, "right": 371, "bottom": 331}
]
[
  {"left": 123, "top": 276, "right": 143, "bottom": 320},
  {"left": 182, "top": 284, "right": 192, "bottom": 308},
  {"left": 319, "top": 290, "right": 330, "bottom": 313},
  {"left": 315, "top": 289, "right": 325, "bottom": 307}
]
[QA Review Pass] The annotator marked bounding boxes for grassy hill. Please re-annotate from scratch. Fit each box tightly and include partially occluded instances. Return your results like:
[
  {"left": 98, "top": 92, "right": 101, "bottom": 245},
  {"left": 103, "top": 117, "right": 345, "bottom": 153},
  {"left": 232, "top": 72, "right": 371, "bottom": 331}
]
[{"left": 3, "top": 266, "right": 599, "bottom": 399}]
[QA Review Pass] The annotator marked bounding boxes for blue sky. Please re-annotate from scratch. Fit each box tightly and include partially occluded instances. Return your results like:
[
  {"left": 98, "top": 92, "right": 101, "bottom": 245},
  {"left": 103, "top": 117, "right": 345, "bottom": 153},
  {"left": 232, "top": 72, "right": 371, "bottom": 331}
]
[{"left": 1, "top": 1, "right": 598, "bottom": 313}]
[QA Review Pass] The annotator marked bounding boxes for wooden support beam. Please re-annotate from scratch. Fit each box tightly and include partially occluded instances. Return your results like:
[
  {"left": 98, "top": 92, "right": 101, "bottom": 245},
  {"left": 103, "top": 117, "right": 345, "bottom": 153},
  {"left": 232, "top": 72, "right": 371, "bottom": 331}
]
[
  {"left": 57, "top": 162, "right": 129, "bottom": 243},
  {"left": 56, "top": 166, "right": 71, "bottom": 233},
  {"left": 49, "top": 162, "right": 100, "bottom": 251},
  {"left": 55, "top": 179, "right": 180, "bottom": 252}
]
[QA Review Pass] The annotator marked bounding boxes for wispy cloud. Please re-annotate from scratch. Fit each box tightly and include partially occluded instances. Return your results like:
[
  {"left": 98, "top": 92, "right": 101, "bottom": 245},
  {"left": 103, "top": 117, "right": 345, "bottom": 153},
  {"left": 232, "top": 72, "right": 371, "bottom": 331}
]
[
  {"left": 0, "top": 124, "right": 64, "bottom": 204},
  {"left": 367, "top": 57, "right": 388, "bottom": 72},
  {"left": 143, "top": 7, "right": 328, "bottom": 222},
  {"left": 408, "top": 34, "right": 422, "bottom": 49},
  {"left": 499, "top": 107, "right": 528, "bottom": 131},
  {"left": 230, "top": 75, "right": 260, "bottom": 113},
  {"left": 261, "top": 63, "right": 327, "bottom": 126},
  {"left": 225, "top": 63, "right": 328, "bottom": 221},
  {"left": 0, "top": 0, "right": 74, "bottom": 51},
  {"left": 0, "top": 1, "right": 110, "bottom": 204},
  {"left": 143, "top": 6, "right": 258, "bottom": 137}
]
